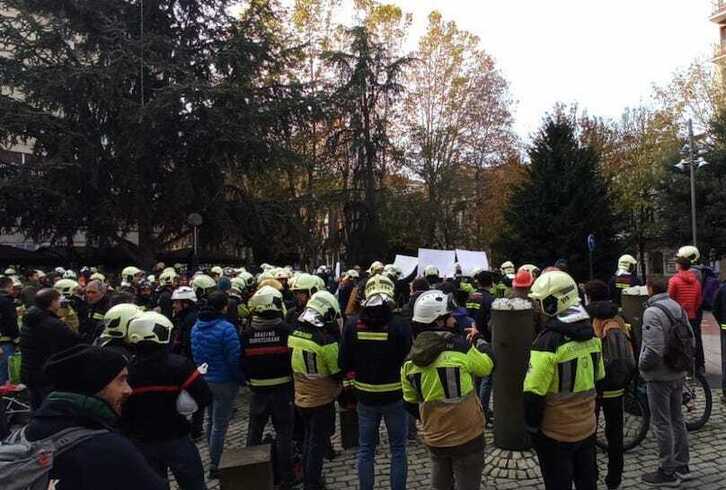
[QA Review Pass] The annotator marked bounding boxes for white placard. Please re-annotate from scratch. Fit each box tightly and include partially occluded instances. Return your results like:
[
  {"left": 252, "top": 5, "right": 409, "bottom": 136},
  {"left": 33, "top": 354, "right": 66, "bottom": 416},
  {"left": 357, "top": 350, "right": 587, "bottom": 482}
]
[
  {"left": 418, "top": 248, "right": 457, "bottom": 278},
  {"left": 455, "top": 249, "right": 490, "bottom": 276},
  {"left": 393, "top": 255, "right": 419, "bottom": 279}
]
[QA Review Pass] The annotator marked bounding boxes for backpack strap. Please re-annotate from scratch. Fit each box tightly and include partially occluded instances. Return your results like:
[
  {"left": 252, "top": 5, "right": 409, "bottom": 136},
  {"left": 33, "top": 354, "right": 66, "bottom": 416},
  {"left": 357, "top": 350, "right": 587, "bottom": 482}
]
[{"left": 48, "top": 427, "right": 110, "bottom": 458}]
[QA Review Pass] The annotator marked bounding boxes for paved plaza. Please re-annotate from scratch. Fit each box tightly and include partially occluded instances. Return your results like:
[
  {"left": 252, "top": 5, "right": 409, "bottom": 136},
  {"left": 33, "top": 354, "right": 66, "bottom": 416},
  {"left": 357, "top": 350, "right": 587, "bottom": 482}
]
[{"left": 185, "top": 314, "right": 726, "bottom": 489}]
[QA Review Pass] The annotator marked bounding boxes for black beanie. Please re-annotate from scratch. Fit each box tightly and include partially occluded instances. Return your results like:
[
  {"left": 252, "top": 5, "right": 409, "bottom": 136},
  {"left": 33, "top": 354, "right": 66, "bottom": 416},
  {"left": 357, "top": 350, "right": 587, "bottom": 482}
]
[{"left": 44, "top": 344, "right": 128, "bottom": 395}]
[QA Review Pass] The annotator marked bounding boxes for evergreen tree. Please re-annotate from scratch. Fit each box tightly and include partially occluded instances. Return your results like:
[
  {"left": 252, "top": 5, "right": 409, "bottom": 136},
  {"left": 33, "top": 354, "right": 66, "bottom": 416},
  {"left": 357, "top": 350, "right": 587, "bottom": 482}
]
[
  {"left": 0, "top": 0, "right": 306, "bottom": 266},
  {"left": 496, "top": 111, "right": 620, "bottom": 281}
]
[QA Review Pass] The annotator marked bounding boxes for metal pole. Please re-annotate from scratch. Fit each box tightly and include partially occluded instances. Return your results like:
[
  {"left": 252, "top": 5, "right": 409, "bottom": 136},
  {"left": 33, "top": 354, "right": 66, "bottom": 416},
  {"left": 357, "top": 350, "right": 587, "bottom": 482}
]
[
  {"left": 688, "top": 119, "right": 697, "bottom": 247},
  {"left": 193, "top": 226, "right": 198, "bottom": 270}
]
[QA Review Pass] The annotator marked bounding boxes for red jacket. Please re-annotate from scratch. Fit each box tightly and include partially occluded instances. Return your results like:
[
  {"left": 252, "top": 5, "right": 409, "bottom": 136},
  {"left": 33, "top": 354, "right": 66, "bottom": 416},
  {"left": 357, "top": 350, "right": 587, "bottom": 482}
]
[{"left": 668, "top": 270, "right": 702, "bottom": 320}]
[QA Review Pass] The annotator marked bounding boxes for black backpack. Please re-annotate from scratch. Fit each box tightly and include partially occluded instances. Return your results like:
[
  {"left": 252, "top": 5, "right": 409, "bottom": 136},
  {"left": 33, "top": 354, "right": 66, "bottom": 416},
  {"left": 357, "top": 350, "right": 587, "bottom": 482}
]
[
  {"left": 596, "top": 319, "right": 636, "bottom": 390},
  {"left": 651, "top": 303, "right": 694, "bottom": 373}
]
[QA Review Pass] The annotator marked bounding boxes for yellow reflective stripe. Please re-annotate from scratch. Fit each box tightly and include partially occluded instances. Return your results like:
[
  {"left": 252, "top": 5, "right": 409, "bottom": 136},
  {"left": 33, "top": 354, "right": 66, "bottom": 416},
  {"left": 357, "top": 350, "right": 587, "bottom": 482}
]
[
  {"left": 288, "top": 335, "right": 322, "bottom": 355},
  {"left": 721, "top": 324, "right": 726, "bottom": 331},
  {"left": 0, "top": 336, "right": 12, "bottom": 343},
  {"left": 353, "top": 380, "right": 402, "bottom": 392},
  {"left": 356, "top": 332, "right": 388, "bottom": 341},
  {"left": 92, "top": 313, "right": 105, "bottom": 320},
  {"left": 249, "top": 376, "right": 292, "bottom": 387},
  {"left": 342, "top": 379, "right": 354, "bottom": 388},
  {"left": 602, "top": 389, "right": 624, "bottom": 399}
]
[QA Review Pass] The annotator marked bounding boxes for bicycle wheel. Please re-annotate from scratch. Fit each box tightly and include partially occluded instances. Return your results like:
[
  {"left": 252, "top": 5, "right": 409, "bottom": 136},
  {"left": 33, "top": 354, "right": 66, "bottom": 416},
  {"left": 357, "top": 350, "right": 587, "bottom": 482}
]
[
  {"left": 684, "top": 373, "right": 712, "bottom": 431},
  {"left": 596, "top": 384, "right": 650, "bottom": 452}
]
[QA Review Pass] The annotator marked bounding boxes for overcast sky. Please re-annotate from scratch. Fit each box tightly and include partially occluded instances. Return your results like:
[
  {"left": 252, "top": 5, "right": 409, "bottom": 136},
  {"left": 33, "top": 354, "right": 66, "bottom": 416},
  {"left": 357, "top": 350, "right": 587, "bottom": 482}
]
[{"left": 234, "top": 1, "right": 717, "bottom": 140}]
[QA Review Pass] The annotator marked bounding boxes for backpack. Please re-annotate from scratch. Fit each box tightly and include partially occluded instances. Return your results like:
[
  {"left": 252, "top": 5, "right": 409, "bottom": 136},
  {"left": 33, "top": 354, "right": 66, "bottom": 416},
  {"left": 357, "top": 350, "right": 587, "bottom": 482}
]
[
  {"left": 651, "top": 303, "right": 695, "bottom": 373},
  {"left": 0, "top": 426, "right": 108, "bottom": 490},
  {"left": 597, "top": 319, "right": 636, "bottom": 389}
]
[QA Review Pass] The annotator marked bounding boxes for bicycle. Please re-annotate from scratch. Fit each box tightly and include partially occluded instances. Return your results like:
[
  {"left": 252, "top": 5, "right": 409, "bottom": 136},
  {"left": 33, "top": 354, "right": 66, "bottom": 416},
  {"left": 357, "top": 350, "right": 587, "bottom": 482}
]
[
  {"left": 0, "top": 384, "right": 31, "bottom": 439},
  {"left": 595, "top": 371, "right": 712, "bottom": 453}
]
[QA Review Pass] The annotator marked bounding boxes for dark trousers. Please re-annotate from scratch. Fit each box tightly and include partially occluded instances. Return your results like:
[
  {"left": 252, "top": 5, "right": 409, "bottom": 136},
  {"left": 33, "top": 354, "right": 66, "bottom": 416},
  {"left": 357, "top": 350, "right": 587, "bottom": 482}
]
[
  {"left": 533, "top": 433, "right": 597, "bottom": 490},
  {"left": 596, "top": 396, "right": 624, "bottom": 489},
  {"left": 690, "top": 315, "right": 705, "bottom": 372},
  {"left": 190, "top": 407, "right": 204, "bottom": 438},
  {"left": 298, "top": 402, "right": 335, "bottom": 490},
  {"left": 247, "top": 387, "right": 295, "bottom": 485},
  {"left": 135, "top": 436, "right": 207, "bottom": 490}
]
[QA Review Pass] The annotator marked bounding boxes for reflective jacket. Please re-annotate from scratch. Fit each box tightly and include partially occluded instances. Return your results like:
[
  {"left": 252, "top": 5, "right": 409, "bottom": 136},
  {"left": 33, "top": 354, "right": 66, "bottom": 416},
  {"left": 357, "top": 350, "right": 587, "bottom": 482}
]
[
  {"left": 608, "top": 272, "right": 641, "bottom": 306},
  {"left": 242, "top": 317, "right": 293, "bottom": 392},
  {"left": 401, "top": 328, "right": 494, "bottom": 448},
  {"left": 523, "top": 306, "right": 604, "bottom": 443},
  {"left": 339, "top": 309, "right": 411, "bottom": 406},
  {"left": 288, "top": 321, "right": 341, "bottom": 408}
]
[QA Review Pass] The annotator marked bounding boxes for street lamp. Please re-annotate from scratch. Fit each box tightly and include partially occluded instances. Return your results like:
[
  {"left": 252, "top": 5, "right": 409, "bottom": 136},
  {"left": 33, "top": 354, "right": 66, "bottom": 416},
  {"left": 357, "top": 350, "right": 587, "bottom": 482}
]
[{"left": 674, "top": 119, "right": 709, "bottom": 248}]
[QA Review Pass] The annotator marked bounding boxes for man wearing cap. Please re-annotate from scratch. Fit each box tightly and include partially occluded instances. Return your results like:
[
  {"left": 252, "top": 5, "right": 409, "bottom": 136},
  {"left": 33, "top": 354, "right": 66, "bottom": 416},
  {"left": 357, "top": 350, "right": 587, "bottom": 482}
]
[
  {"left": 339, "top": 275, "right": 411, "bottom": 490},
  {"left": 20, "top": 288, "right": 82, "bottom": 409},
  {"left": 25, "top": 344, "right": 166, "bottom": 490}
]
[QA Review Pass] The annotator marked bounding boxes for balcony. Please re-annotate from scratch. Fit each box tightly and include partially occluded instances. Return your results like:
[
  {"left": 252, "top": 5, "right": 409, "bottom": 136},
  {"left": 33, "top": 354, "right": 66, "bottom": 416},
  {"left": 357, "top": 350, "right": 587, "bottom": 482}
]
[{"left": 712, "top": 0, "right": 726, "bottom": 24}]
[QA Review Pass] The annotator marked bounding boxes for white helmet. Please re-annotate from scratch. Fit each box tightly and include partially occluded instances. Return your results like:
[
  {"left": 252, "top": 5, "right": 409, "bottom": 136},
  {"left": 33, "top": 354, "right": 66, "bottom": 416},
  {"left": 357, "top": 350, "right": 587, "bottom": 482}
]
[
  {"left": 676, "top": 245, "right": 700, "bottom": 264},
  {"left": 423, "top": 265, "right": 440, "bottom": 278},
  {"left": 367, "top": 261, "right": 385, "bottom": 275},
  {"left": 4, "top": 267, "right": 16, "bottom": 276},
  {"left": 210, "top": 266, "right": 224, "bottom": 277},
  {"left": 126, "top": 311, "right": 174, "bottom": 345},
  {"left": 500, "top": 261, "right": 515, "bottom": 276},
  {"left": 344, "top": 269, "right": 359, "bottom": 279},
  {"left": 248, "top": 286, "right": 286, "bottom": 317},
  {"left": 54, "top": 267, "right": 66, "bottom": 275},
  {"left": 171, "top": 286, "right": 197, "bottom": 302},
  {"left": 90, "top": 272, "right": 106, "bottom": 282},
  {"left": 412, "top": 290, "right": 451, "bottom": 324},
  {"left": 529, "top": 271, "right": 580, "bottom": 317},
  {"left": 191, "top": 274, "right": 216, "bottom": 292},
  {"left": 62, "top": 270, "right": 77, "bottom": 280}
]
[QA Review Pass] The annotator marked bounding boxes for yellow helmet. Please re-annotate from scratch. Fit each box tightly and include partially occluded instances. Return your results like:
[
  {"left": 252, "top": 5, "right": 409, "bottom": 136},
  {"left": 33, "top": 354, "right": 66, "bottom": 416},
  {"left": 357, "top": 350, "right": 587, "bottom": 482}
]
[
  {"left": 617, "top": 254, "right": 638, "bottom": 271},
  {"left": 121, "top": 266, "right": 143, "bottom": 281},
  {"left": 367, "top": 261, "right": 385, "bottom": 275},
  {"left": 364, "top": 275, "right": 395, "bottom": 301},
  {"left": 159, "top": 269, "right": 179, "bottom": 287},
  {"left": 100, "top": 303, "right": 142, "bottom": 345},
  {"left": 518, "top": 264, "right": 541, "bottom": 279},
  {"left": 248, "top": 285, "right": 286, "bottom": 317},
  {"left": 54, "top": 279, "right": 79, "bottom": 296},
  {"left": 126, "top": 311, "right": 173, "bottom": 345},
  {"left": 191, "top": 274, "right": 216, "bottom": 291},
  {"left": 529, "top": 271, "right": 580, "bottom": 317},
  {"left": 291, "top": 273, "right": 319, "bottom": 294},
  {"left": 300, "top": 291, "right": 342, "bottom": 328}
]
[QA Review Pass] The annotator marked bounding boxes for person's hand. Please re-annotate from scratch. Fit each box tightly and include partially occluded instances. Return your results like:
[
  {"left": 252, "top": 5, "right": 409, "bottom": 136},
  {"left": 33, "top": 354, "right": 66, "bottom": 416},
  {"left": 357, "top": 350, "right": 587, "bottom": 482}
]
[{"left": 465, "top": 325, "right": 480, "bottom": 342}]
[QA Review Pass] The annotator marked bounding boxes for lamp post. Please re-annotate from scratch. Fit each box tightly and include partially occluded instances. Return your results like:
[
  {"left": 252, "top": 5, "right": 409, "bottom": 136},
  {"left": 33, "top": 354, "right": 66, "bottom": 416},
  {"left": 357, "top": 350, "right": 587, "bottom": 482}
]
[
  {"left": 188, "top": 213, "right": 203, "bottom": 271},
  {"left": 675, "top": 119, "right": 709, "bottom": 248}
]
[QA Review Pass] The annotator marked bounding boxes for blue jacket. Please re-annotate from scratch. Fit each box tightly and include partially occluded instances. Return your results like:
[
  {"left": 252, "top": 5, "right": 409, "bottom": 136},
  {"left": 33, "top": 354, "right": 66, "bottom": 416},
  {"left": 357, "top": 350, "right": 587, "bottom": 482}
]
[{"left": 191, "top": 311, "right": 241, "bottom": 384}]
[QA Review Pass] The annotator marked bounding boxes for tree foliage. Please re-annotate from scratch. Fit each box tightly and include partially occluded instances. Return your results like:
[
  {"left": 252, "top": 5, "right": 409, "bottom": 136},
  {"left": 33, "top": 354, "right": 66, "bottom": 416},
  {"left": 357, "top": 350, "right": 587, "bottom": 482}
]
[{"left": 497, "top": 110, "right": 619, "bottom": 281}]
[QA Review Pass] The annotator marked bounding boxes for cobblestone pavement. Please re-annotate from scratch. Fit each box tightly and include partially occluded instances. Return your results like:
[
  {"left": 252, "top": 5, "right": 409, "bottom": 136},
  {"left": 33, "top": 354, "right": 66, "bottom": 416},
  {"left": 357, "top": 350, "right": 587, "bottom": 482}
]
[
  {"left": 183, "top": 385, "right": 725, "bottom": 490},
  {"left": 181, "top": 313, "right": 726, "bottom": 489}
]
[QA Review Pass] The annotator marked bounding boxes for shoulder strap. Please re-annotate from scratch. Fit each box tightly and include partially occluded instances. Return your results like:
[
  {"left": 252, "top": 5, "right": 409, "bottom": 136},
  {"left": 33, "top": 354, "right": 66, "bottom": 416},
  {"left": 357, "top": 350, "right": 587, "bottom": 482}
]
[
  {"left": 651, "top": 302, "right": 687, "bottom": 327},
  {"left": 48, "top": 427, "right": 109, "bottom": 458}
]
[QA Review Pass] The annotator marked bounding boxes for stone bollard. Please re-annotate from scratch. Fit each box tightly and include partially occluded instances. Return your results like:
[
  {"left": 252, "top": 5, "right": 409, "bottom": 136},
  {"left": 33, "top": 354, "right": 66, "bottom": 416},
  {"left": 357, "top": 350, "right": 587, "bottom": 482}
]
[
  {"left": 621, "top": 286, "right": 649, "bottom": 360},
  {"left": 491, "top": 298, "right": 535, "bottom": 451},
  {"left": 218, "top": 444, "right": 274, "bottom": 490}
]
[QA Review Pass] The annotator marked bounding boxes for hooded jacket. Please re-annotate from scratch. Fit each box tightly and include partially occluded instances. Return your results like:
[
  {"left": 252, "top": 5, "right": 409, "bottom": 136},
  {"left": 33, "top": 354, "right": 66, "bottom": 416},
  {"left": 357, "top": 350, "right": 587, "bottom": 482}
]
[
  {"left": 191, "top": 310, "right": 241, "bottom": 384},
  {"left": 26, "top": 392, "right": 166, "bottom": 490},
  {"left": 639, "top": 293, "right": 691, "bottom": 382},
  {"left": 523, "top": 305, "right": 604, "bottom": 443},
  {"left": 401, "top": 326, "right": 494, "bottom": 450},
  {"left": 20, "top": 306, "right": 81, "bottom": 387},
  {"left": 668, "top": 270, "right": 702, "bottom": 320},
  {"left": 586, "top": 300, "right": 632, "bottom": 396}
]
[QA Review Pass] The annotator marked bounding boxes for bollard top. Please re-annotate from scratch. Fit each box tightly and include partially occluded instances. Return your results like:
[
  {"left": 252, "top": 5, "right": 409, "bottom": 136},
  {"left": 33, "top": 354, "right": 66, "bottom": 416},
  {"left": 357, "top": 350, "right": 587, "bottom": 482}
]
[
  {"left": 622, "top": 285, "right": 648, "bottom": 296},
  {"left": 492, "top": 298, "right": 534, "bottom": 311}
]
